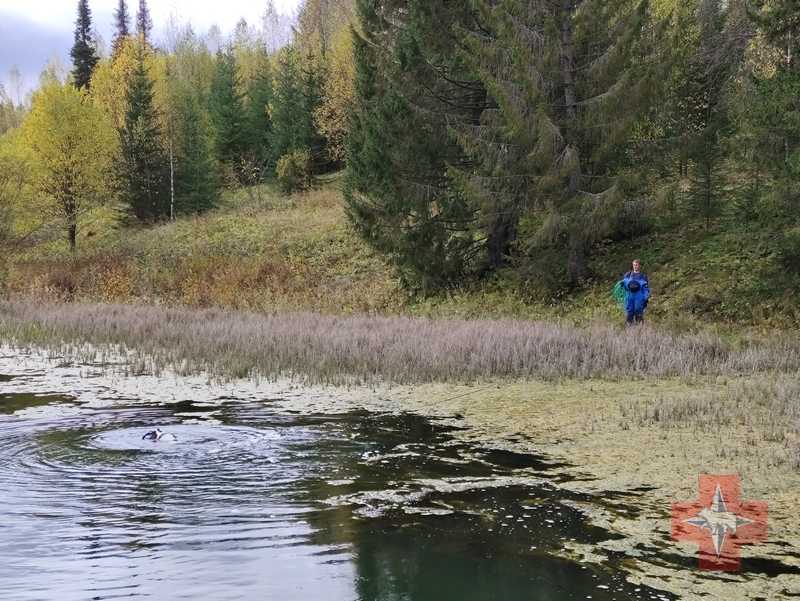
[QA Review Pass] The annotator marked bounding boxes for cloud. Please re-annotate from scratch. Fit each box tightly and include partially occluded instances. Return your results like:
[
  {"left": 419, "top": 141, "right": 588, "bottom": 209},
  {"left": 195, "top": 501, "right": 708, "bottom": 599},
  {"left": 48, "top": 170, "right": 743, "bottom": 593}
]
[{"left": 0, "top": 12, "right": 72, "bottom": 92}]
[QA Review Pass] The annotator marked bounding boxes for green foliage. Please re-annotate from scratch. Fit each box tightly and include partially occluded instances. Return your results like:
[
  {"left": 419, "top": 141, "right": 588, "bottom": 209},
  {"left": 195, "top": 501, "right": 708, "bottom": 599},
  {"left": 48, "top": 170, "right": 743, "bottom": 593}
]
[
  {"left": 276, "top": 149, "right": 312, "bottom": 193},
  {"left": 118, "top": 43, "right": 170, "bottom": 223},
  {"left": 777, "top": 225, "right": 800, "bottom": 273},
  {"left": 749, "top": 0, "right": 800, "bottom": 69},
  {"left": 345, "top": 0, "right": 675, "bottom": 292},
  {"left": 686, "top": 125, "right": 728, "bottom": 229},
  {"left": 0, "top": 132, "right": 28, "bottom": 250},
  {"left": 243, "top": 51, "right": 276, "bottom": 186},
  {"left": 270, "top": 46, "right": 327, "bottom": 172},
  {"left": 69, "top": 0, "right": 100, "bottom": 90},
  {"left": 18, "top": 82, "right": 117, "bottom": 248},
  {"left": 456, "top": 0, "right": 671, "bottom": 285},
  {"left": 208, "top": 48, "right": 248, "bottom": 179},
  {"left": 344, "top": 0, "right": 486, "bottom": 292},
  {"left": 173, "top": 88, "right": 219, "bottom": 214}
]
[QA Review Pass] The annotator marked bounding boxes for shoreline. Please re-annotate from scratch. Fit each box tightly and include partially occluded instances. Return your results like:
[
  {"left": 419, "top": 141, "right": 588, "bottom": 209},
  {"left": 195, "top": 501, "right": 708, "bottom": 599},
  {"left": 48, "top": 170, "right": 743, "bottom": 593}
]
[
  {"left": 371, "top": 379, "right": 800, "bottom": 600},
  {"left": 2, "top": 342, "right": 800, "bottom": 599}
]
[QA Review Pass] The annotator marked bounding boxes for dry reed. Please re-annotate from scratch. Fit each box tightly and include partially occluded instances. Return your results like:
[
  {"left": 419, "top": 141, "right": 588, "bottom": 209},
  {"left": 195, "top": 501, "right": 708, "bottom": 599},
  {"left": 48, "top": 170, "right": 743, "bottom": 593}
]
[
  {"left": 2, "top": 301, "right": 800, "bottom": 385},
  {"left": 619, "top": 374, "right": 800, "bottom": 468}
]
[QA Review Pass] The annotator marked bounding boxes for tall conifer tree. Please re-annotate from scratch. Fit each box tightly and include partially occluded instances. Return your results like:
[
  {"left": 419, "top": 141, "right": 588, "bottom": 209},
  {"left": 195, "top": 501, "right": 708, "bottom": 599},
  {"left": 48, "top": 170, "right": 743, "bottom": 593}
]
[
  {"left": 136, "top": 0, "right": 153, "bottom": 43},
  {"left": 112, "top": 0, "right": 132, "bottom": 55},
  {"left": 744, "top": 0, "right": 800, "bottom": 268},
  {"left": 208, "top": 48, "right": 248, "bottom": 180},
  {"left": 70, "top": 0, "right": 100, "bottom": 90},
  {"left": 174, "top": 89, "right": 219, "bottom": 213},
  {"left": 344, "top": 0, "right": 486, "bottom": 289},
  {"left": 451, "top": 0, "right": 670, "bottom": 283},
  {"left": 118, "top": 43, "right": 169, "bottom": 222},
  {"left": 679, "top": 0, "right": 749, "bottom": 229},
  {"left": 244, "top": 52, "right": 276, "bottom": 183},
  {"left": 270, "top": 47, "right": 327, "bottom": 167}
]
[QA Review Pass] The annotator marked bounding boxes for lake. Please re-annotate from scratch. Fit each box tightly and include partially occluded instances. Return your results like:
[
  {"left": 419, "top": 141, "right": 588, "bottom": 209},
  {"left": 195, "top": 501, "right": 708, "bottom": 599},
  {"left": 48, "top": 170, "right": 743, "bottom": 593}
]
[{"left": 0, "top": 349, "right": 674, "bottom": 601}]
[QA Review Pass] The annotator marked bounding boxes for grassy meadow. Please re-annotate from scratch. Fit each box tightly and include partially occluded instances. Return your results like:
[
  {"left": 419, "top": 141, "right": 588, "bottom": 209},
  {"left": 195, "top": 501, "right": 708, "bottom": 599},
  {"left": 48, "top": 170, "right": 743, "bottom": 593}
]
[
  {"left": 4, "top": 174, "right": 798, "bottom": 327},
  {"left": 2, "top": 176, "right": 402, "bottom": 316}
]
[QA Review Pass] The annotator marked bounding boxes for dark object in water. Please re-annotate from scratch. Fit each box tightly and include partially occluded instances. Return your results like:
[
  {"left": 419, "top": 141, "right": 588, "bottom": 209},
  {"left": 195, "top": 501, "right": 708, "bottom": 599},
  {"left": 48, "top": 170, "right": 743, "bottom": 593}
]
[{"left": 142, "top": 428, "right": 177, "bottom": 442}]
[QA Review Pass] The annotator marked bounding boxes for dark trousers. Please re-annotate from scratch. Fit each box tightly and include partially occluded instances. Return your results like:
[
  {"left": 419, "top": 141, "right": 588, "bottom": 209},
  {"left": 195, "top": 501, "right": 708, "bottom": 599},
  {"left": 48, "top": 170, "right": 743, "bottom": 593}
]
[{"left": 626, "top": 310, "right": 644, "bottom": 326}]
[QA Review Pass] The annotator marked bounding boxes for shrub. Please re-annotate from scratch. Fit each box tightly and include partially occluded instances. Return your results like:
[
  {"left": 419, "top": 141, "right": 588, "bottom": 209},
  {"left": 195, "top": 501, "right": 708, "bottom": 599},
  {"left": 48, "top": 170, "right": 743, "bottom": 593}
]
[{"left": 276, "top": 150, "right": 312, "bottom": 194}]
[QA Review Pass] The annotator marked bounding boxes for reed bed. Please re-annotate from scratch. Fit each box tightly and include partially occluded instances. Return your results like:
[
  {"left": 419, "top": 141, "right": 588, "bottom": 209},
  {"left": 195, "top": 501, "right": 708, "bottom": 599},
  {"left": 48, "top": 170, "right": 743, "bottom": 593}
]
[
  {"left": 2, "top": 301, "right": 800, "bottom": 385},
  {"left": 620, "top": 374, "right": 800, "bottom": 468}
]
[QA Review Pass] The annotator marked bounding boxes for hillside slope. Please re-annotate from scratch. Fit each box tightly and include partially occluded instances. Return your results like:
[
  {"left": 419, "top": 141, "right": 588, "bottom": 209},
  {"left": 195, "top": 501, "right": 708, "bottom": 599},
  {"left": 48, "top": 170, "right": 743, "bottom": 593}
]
[{"left": 3, "top": 177, "right": 797, "bottom": 329}]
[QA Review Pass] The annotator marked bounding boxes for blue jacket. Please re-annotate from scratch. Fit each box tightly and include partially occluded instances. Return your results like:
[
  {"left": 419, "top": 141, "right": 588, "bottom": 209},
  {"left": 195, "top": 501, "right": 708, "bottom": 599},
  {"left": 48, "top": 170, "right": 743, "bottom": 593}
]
[
  {"left": 622, "top": 277, "right": 649, "bottom": 313},
  {"left": 624, "top": 271, "right": 649, "bottom": 286}
]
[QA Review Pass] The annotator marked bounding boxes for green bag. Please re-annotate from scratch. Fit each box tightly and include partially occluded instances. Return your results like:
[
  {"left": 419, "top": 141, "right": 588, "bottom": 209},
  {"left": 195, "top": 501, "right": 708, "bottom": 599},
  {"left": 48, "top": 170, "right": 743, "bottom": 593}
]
[{"left": 612, "top": 280, "right": 627, "bottom": 308}]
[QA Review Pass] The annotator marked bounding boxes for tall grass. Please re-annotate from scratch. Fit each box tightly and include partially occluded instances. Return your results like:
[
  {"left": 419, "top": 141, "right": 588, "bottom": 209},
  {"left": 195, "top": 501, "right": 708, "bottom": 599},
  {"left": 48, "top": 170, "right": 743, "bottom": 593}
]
[{"left": 2, "top": 301, "right": 800, "bottom": 385}]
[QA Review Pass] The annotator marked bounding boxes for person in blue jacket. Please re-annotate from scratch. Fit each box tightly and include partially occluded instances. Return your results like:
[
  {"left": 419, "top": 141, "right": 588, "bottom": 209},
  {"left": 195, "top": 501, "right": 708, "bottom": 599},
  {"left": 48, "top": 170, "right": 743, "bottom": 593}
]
[{"left": 621, "top": 258, "right": 649, "bottom": 326}]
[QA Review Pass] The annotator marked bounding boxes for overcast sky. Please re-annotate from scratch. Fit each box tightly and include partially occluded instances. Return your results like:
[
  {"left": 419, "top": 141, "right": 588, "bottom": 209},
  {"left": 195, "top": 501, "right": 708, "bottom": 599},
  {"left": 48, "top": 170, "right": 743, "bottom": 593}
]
[{"left": 0, "top": 0, "right": 301, "bottom": 99}]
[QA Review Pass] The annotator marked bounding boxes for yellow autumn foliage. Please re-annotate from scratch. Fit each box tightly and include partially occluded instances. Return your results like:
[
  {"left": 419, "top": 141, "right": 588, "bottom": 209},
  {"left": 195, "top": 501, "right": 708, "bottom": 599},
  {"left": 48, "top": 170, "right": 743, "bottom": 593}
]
[
  {"left": 313, "top": 27, "right": 355, "bottom": 163},
  {"left": 19, "top": 81, "right": 117, "bottom": 248}
]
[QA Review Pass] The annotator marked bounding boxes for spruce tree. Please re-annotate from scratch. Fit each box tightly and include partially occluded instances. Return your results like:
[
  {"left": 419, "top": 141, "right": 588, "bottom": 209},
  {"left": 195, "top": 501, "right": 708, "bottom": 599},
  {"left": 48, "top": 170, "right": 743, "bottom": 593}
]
[
  {"left": 270, "top": 46, "right": 326, "bottom": 166},
  {"left": 688, "top": 126, "right": 727, "bottom": 229},
  {"left": 269, "top": 47, "right": 305, "bottom": 160},
  {"left": 744, "top": 0, "right": 800, "bottom": 269},
  {"left": 451, "top": 0, "right": 670, "bottom": 284},
  {"left": 118, "top": 43, "right": 169, "bottom": 222},
  {"left": 747, "top": 0, "right": 800, "bottom": 187},
  {"left": 300, "top": 54, "right": 328, "bottom": 172},
  {"left": 679, "top": 0, "right": 750, "bottom": 228},
  {"left": 244, "top": 52, "right": 275, "bottom": 185},
  {"left": 344, "top": 0, "right": 486, "bottom": 290},
  {"left": 112, "top": 0, "right": 131, "bottom": 55},
  {"left": 174, "top": 90, "right": 219, "bottom": 214},
  {"left": 208, "top": 48, "right": 248, "bottom": 181},
  {"left": 136, "top": 0, "right": 153, "bottom": 43},
  {"left": 70, "top": 0, "right": 100, "bottom": 90}
]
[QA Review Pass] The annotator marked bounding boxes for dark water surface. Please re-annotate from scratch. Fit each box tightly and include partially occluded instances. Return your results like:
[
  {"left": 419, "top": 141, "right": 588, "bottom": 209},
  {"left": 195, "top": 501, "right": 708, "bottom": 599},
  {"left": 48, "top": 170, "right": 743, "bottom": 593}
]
[{"left": 0, "top": 383, "right": 674, "bottom": 600}]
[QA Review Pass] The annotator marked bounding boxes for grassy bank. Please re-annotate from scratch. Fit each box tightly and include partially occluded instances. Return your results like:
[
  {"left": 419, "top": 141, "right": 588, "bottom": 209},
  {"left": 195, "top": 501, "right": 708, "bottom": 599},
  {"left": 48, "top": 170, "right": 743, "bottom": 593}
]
[
  {"left": 2, "top": 179, "right": 403, "bottom": 316},
  {"left": 3, "top": 174, "right": 797, "bottom": 328},
  {"left": 3, "top": 302, "right": 800, "bottom": 384}
]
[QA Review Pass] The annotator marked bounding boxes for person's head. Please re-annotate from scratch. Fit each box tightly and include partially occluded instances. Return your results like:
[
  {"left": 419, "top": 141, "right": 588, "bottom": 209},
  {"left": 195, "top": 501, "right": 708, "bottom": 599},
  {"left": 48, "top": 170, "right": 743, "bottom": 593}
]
[{"left": 632, "top": 259, "right": 642, "bottom": 273}]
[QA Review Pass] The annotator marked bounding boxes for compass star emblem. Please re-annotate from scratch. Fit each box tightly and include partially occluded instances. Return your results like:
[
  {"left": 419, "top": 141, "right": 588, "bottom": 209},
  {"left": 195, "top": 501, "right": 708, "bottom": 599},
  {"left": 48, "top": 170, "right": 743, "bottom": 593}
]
[
  {"left": 682, "top": 484, "right": 754, "bottom": 556},
  {"left": 671, "top": 475, "right": 768, "bottom": 571}
]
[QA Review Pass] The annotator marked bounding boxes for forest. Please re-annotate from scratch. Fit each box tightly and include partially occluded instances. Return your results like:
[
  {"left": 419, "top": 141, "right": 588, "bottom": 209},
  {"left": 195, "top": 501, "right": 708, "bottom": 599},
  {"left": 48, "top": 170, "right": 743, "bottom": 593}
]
[{"left": 1, "top": 0, "right": 799, "bottom": 326}]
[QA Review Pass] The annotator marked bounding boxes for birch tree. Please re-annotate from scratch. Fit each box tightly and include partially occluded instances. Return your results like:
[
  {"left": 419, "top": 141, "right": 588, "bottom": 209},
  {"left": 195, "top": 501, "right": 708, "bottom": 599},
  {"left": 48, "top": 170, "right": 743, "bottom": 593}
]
[{"left": 20, "top": 82, "right": 116, "bottom": 248}]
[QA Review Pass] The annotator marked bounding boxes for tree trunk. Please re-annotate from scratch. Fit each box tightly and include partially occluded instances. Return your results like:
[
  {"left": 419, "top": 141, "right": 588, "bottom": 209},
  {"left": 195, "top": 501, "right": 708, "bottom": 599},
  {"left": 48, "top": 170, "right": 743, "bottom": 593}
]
[
  {"left": 482, "top": 208, "right": 519, "bottom": 275},
  {"left": 568, "top": 229, "right": 591, "bottom": 283},
  {"left": 68, "top": 223, "right": 77, "bottom": 250},
  {"left": 561, "top": 6, "right": 589, "bottom": 284}
]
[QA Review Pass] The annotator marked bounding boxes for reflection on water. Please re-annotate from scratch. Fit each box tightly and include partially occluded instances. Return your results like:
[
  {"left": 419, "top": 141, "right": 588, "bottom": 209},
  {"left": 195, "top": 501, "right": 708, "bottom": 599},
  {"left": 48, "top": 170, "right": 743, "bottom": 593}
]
[{"left": 0, "top": 372, "right": 674, "bottom": 601}]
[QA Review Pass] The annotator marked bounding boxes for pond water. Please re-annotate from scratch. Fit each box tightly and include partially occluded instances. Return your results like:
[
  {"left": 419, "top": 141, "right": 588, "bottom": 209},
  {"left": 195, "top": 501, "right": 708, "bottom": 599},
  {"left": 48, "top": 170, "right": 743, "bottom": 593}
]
[{"left": 0, "top": 354, "right": 675, "bottom": 601}]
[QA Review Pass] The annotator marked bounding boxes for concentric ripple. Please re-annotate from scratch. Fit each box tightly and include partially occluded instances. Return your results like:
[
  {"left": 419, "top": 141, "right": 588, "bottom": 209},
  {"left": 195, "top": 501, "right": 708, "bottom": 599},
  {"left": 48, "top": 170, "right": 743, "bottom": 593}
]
[
  {"left": 0, "top": 400, "right": 354, "bottom": 601},
  {"left": 0, "top": 383, "right": 676, "bottom": 601}
]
